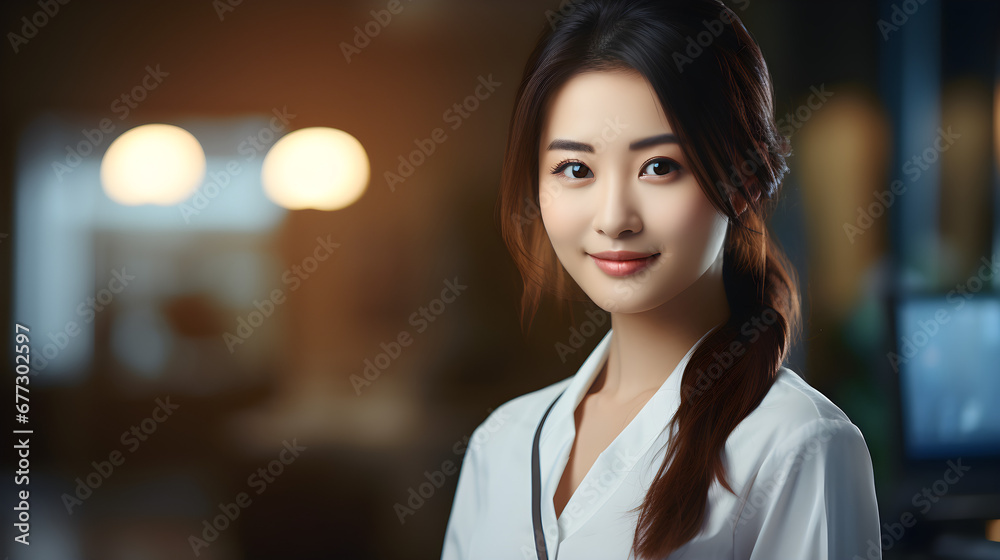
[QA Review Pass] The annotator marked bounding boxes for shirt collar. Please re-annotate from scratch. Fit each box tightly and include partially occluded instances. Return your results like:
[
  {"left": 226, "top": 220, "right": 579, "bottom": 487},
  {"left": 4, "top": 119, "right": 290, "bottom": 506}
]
[
  {"left": 543, "top": 325, "right": 719, "bottom": 445},
  {"left": 539, "top": 324, "right": 722, "bottom": 541}
]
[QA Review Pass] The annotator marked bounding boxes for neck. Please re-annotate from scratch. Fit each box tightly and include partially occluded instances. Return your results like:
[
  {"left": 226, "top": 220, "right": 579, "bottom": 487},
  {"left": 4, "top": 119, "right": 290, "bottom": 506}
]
[{"left": 590, "top": 251, "right": 730, "bottom": 404}]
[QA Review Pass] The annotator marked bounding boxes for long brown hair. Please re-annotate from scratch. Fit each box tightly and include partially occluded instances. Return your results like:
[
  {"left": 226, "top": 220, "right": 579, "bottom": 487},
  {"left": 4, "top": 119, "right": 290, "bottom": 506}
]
[{"left": 495, "top": 0, "right": 802, "bottom": 557}]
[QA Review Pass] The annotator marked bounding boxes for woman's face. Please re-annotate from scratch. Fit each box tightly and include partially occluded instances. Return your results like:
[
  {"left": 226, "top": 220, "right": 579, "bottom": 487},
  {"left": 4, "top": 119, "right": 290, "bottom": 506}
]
[{"left": 537, "top": 69, "right": 730, "bottom": 313}]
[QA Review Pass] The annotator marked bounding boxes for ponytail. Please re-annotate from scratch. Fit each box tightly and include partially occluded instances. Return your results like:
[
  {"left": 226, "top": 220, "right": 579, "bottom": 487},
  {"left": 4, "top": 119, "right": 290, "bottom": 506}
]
[{"left": 630, "top": 209, "right": 801, "bottom": 558}]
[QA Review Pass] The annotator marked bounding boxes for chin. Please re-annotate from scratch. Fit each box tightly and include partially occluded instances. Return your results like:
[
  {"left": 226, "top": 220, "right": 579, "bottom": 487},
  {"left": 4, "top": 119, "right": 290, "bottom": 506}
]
[
  {"left": 592, "top": 287, "right": 678, "bottom": 314},
  {"left": 572, "top": 266, "right": 685, "bottom": 315}
]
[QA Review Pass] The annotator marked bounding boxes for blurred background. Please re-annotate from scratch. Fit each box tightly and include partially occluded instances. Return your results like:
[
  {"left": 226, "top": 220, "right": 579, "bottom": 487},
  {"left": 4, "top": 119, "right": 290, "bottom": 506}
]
[{"left": 1, "top": 0, "right": 999, "bottom": 558}]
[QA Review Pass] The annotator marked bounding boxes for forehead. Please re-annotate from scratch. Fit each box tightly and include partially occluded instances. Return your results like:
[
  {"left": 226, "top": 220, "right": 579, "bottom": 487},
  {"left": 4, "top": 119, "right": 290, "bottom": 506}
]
[{"left": 540, "top": 69, "right": 673, "bottom": 140}]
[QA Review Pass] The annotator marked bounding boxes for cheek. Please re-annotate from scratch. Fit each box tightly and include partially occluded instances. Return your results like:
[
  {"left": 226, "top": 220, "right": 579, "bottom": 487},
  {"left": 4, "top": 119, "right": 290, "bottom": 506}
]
[
  {"left": 541, "top": 203, "right": 579, "bottom": 249},
  {"left": 644, "top": 184, "right": 726, "bottom": 249},
  {"left": 539, "top": 188, "right": 587, "bottom": 242}
]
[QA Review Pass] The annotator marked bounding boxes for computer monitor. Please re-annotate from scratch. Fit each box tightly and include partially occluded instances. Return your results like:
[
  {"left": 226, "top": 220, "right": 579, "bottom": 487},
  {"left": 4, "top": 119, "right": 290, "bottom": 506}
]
[{"left": 893, "top": 294, "right": 1000, "bottom": 461}]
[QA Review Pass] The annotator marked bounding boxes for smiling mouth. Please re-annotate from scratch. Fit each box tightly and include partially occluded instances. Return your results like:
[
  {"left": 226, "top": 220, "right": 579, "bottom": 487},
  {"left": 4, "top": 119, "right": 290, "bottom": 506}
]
[{"left": 586, "top": 251, "right": 661, "bottom": 277}]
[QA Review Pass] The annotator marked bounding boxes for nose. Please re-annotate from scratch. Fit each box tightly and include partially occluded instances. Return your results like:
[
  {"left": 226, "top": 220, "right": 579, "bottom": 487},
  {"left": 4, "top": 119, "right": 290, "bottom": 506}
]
[{"left": 592, "top": 174, "right": 642, "bottom": 238}]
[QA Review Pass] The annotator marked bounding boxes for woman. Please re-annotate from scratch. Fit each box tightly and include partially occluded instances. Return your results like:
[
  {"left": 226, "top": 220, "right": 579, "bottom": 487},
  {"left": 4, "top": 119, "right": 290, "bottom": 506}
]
[{"left": 442, "top": 0, "right": 881, "bottom": 558}]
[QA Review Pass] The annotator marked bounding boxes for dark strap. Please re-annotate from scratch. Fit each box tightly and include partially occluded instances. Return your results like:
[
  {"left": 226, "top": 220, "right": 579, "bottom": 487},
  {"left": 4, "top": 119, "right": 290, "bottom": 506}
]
[{"left": 532, "top": 387, "right": 567, "bottom": 560}]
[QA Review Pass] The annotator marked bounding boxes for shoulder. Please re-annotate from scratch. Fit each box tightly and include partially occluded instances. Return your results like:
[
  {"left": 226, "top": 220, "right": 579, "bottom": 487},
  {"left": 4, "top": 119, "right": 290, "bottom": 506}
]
[
  {"left": 728, "top": 366, "right": 871, "bottom": 468},
  {"left": 772, "top": 366, "right": 848, "bottom": 420},
  {"left": 464, "top": 376, "right": 573, "bottom": 458},
  {"left": 735, "top": 365, "right": 858, "bottom": 434},
  {"left": 729, "top": 368, "right": 882, "bottom": 553}
]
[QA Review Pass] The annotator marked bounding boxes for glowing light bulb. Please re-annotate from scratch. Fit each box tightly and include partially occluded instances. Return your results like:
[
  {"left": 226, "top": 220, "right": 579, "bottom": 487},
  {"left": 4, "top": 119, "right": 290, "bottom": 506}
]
[
  {"left": 100, "top": 124, "right": 206, "bottom": 206},
  {"left": 261, "top": 127, "right": 370, "bottom": 211}
]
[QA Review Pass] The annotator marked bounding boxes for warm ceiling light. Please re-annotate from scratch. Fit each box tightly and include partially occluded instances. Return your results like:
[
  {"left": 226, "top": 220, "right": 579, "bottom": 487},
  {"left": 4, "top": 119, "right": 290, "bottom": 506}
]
[
  {"left": 261, "top": 127, "right": 370, "bottom": 211},
  {"left": 100, "top": 124, "right": 206, "bottom": 206}
]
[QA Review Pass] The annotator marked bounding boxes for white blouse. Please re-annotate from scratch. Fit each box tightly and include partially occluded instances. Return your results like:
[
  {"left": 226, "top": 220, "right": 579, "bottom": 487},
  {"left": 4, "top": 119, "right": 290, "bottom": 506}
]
[{"left": 440, "top": 327, "right": 882, "bottom": 559}]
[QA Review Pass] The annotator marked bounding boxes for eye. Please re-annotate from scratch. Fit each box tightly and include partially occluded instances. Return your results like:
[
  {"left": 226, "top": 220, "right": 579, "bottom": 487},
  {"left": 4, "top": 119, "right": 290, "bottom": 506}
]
[
  {"left": 550, "top": 160, "right": 594, "bottom": 180},
  {"left": 640, "top": 157, "right": 681, "bottom": 178}
]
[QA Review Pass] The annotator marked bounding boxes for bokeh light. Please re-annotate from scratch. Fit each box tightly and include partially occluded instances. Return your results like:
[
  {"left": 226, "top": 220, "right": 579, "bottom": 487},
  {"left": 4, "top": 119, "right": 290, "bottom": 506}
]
[
  {"left": 261, "top": 127, "right": 370, "bottom": 211},
  {"left": 100, "top": 124, "right": 207, "bottom": 206}
]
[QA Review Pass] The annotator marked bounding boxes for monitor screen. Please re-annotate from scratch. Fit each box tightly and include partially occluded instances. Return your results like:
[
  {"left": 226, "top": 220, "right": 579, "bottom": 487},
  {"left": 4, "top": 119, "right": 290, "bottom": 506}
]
[{"left": 895, "top": 295, "right": 1000, "bottom": 460}]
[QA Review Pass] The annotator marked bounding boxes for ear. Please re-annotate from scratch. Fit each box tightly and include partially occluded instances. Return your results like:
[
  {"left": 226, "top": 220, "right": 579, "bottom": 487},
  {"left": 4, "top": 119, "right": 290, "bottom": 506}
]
[{"left": 730, "top": 186, "right": 762, "bottom": 216}]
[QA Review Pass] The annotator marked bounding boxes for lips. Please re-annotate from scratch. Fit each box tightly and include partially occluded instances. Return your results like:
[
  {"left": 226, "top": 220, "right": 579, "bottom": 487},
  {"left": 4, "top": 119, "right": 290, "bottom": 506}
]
[{"left": 586, "top": 251, "right": 661, "bottom": 277}]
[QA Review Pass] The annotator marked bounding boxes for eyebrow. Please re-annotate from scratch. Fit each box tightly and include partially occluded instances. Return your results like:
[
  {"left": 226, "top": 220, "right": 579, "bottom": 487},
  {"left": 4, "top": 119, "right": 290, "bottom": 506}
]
[{"left": 546, "top": 133, "right": 679, "bottom": 152}]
